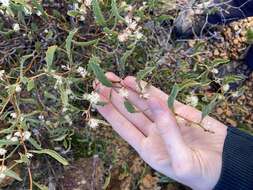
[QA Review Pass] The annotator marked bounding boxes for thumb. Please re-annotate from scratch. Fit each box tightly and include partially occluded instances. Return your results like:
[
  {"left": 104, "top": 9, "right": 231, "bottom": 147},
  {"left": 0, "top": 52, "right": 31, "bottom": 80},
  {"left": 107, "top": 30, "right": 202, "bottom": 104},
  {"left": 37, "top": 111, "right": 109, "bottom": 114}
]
[{"left": 147, "top": 98, "right": 189, "bottom": 162}]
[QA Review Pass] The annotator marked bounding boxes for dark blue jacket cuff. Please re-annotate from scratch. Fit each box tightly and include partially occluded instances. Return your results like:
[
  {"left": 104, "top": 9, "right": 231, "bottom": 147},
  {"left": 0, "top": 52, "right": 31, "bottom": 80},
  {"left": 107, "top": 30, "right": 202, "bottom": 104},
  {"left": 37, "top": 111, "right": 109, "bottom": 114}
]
[{"left": 214, "top": 127, "right": 253, "bottom": 190}]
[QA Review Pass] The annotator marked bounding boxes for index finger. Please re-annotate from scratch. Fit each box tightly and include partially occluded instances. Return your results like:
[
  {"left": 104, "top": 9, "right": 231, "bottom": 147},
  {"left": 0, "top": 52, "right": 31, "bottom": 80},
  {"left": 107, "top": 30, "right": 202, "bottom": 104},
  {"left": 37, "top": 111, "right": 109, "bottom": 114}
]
[{"left": 122, "top": 76, "right": 227, "bottom": 133}]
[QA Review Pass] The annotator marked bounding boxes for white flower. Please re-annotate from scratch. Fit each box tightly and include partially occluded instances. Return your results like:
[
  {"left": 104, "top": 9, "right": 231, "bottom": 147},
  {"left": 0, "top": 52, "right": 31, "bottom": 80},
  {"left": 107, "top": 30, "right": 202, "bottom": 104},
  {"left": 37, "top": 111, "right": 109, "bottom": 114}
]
[
  {"left": 0, "top": 0, "right": 9, "bottom": 7},
  {"left": 12, "top": 23, "right": 20, "bottom": 32},
  {"left": 134, "top": 31, "right": 143, "bottom": 40},
  {"left": 0, "top": 165, "right": 7, "bottom": 179},
  {"left": 0, "top": 70, "right": 5, "bottom": 80},
  {"left": 118, "top": 29, "right": 131, "bottom": 42},
  {"left": 222, "top": 84, "right": 230, "bottom": 92},
  {"left": 24, "top": 131, "right": 31, "bottom": 140},
  {"left": 125, "top": 15, "right": 132, "bottom": 24},
  {"left": 118, "top": 88, "right": 128, "bottom": 98},
  {"left": 15, "top": 84, "right": 22, "bottom": 92},
  {"left": 44, "top": 29, "right": 49, "bottom": 33},
  {"left": 14, "top": 131, "right": 21, "bottom": 137},
  {"left": 64, "top": 115, "right": 72, "bottom": 125},
  {"left": 77, "top": 66, "right": 87, "bottom": 78},
  {"left": 10, "top": 112, "right": 17, "bottom": 118},
  {"left": 84, "top": 0, "right": 92, "bottom": 6},
  {"left": 14, "top": 131, "right": 31, "bottom": 140},
  {"left": 73, "top": 3, "right": 79, "bottom": 10},
  {"left": 26, "top": 153, "right": 33, "bottom": 159},
  {"left": 6, "top": 134, "right": 12, "bottom": 140},
  {"left": 24, "top": 6, "right": 32, "bottom": 15},
  {"left": 128, "top": 21, "right": 137, "bottom": 30},
  {"left": 84, "top": 91, "right": 100, "bottom": 105},
  {"left": 87, "top": 118, "right": 99, "bottom": 129},
  {"left": 0, "top": 148, "right": 7, "bottom": 155},
  {"left": 186, "top": 95, "right": 199, "bottom": 107},
  {"left": 62, "top": 106, "right": 68, "bottom": 112},
  {"left": 10, "top": 136, "right": 18, "bottom": 142},
  {"left": 80, "top": 15, "right": 85, "bottom": 21},
  {"left": 211, "top": 68, "right": 219, "bottom": 74},
  {"left": 36, "top": 10, "right": 42, "bottom": 16},
  {"left": 38, "top": 115, "right": 44, "bottom": 120}
]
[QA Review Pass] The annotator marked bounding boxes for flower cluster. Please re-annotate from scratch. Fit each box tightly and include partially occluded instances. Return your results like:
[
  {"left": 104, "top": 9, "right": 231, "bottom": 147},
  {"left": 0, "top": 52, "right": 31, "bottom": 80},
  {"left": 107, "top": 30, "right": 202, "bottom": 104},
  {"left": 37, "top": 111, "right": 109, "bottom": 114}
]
[
  {"left": 12, "top": 23, "right": 20, "bottom": 32},
  {"left": 77, "top": 66, "right": 88, "bottom": 78},
  {"left": 0, "top": 148, "right": 7, "bottom": 156},
  {"left": 72, "top": 0, "right": 92, "bottom": 21},
  {"left": 83, "top": 91, "right": 100, "bottom": 105},
  {"left": 118, "top": 13, "right": 143, "bottom": 42},
  {"left": 87, "top": 118, "right": 99, "bottom": 129},
  {"left": 186, "top": 95, "right": 199, "bottom": 107},
  {"left": 6, "top": 131, "right": 31, "bottom": 142},
  {"left": 0, "top": 165, "right": 7, "bottom": 180},
  {"left": 0, "top": 70, "right": 4, "bottom": 80}
]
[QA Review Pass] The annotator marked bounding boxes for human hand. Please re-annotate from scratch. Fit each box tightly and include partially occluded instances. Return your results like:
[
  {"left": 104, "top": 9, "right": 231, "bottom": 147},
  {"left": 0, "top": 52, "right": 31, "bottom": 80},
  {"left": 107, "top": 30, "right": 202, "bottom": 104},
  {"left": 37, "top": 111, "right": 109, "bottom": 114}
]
[{"left": 94, "top": 72, "right": 227, "bottom": 190}]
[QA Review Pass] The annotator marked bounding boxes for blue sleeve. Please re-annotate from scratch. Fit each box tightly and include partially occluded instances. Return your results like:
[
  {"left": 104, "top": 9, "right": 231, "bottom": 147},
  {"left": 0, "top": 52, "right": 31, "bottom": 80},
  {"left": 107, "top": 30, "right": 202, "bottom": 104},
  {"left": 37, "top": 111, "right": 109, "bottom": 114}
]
[
  {"left": 214, "top": 127, "right": 253, "bottom": 190},
  {"left": 208, "top": 0, "right": 253, "bottom": 24}
]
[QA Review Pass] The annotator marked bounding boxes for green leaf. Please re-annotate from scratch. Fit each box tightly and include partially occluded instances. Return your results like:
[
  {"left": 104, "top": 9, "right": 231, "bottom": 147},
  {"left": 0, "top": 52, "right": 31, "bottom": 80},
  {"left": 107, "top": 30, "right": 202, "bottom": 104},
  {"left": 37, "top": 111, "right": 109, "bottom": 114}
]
[
  {"left": 223, "top": 75, "right": 245, "bottom": 84},
  {"left": 124, "top": 100, "right": 137, "bottom": 113},
  {"left": 20, "top": 54, "right": 33, "bottom": 81},
  {"left": 201, "top": 94, "right": 219, "bottom": 120},
  {"left": 246, "top": 28, "right": 253, "bottom": 43},
  {"left": 178, "top": 79, "right": 200, "bottom": 90},
  {"left": 33, "top": 181, "right": 49, "bottom": 190},
  {"left": 111, "top": 0, "right": 125, "bottom": 22},
  {"left": 167, "top": 83, "right": 180, "bottom": 109},
  {"left": 4, "top": 169, "right": 22, "bottom": 181},
  {"left": 136, "top": 66, "right": 155, "bottom": 81},
  {"left": 72, "top": 39, "right": 99, "bottom": 46},
  {"left": 88, "top": 56, "right": 112, "bottom": 87},
  {"left": 120, "top": 48, "right": 135, "bottom": 67},
  {"left": 67, "top": 10, "right": 80, "bottom": 17},
  {"left": 92, "top": 0, "right": 106, "bottom": 26},
  {"left": 212, "top": 58, "right": 230, "bottom": 67},
  {"left": 31, "top": 149, "right": 69, "bottom": 166},
  {"left": 0, "top": 139, "right": 18, "bottom": 147},
  {"left": 45, "top": 45, "right": 57, "bottom": 72},
  {"left": 27, "top": 79, "right": 35, "bottom": 91},
  {"left": 28, "top": 137, "right": 42, "bottom": 150},
  {"left": 65, "top": 28, "right": 78, "bottom": 64}
]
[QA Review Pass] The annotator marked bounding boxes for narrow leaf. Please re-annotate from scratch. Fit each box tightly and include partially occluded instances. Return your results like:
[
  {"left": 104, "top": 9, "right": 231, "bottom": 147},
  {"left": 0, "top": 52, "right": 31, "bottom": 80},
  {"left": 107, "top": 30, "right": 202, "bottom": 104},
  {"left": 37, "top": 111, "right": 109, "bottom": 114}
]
[
  {"left": 201, "top": 94, "right": 219, "bottom": 119},
  {"left": 20, "top": 54, "right": 33, "bottom": 81},
  {"left": 4, "top": 169, "right": 22, "bottom": 181},
  {"left": 72, "top": 39, "right": 99, "bottom": 46},
  {"left": 92, "top": 0, "right": 106, "bottom": 26},
  {"left": 28, "top": 138, "right": 42, "bottom": 150},
  {"left": 111, "top": 0, "right": 125, "bottom": 22},
  {"left": 45, "top": 45, "right": 57, "bottom": 72},
  {"left": 27, "top": 79, "right": 35, "bottom": 91},
  {"left": 65, "top": 28, "right": 78, "bottom": 63},
  {"left": 136, "top": 66, "right": 155, "bottom": 81},
  {"left": 167, "top": 83, "right": 180, "bottom": 109},
  {"left": 31, "top": 149, "right": 69, "bottom": 166},
  {"left": 33, "top": 181, "right": 49, "bottom": 190},
  {"left": 124, "top": 100, "right": 137, "bottom": 113},
  {"left": 88, "top": 56, "right": 112, "bottom": 87}
]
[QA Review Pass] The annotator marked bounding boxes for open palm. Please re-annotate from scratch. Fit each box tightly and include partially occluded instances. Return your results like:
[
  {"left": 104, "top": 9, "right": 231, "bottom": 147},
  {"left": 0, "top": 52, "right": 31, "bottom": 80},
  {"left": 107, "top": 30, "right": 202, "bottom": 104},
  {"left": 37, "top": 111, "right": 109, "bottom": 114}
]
[{"left": 94, "top": 73, "right": 227, "bottom": 190}]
